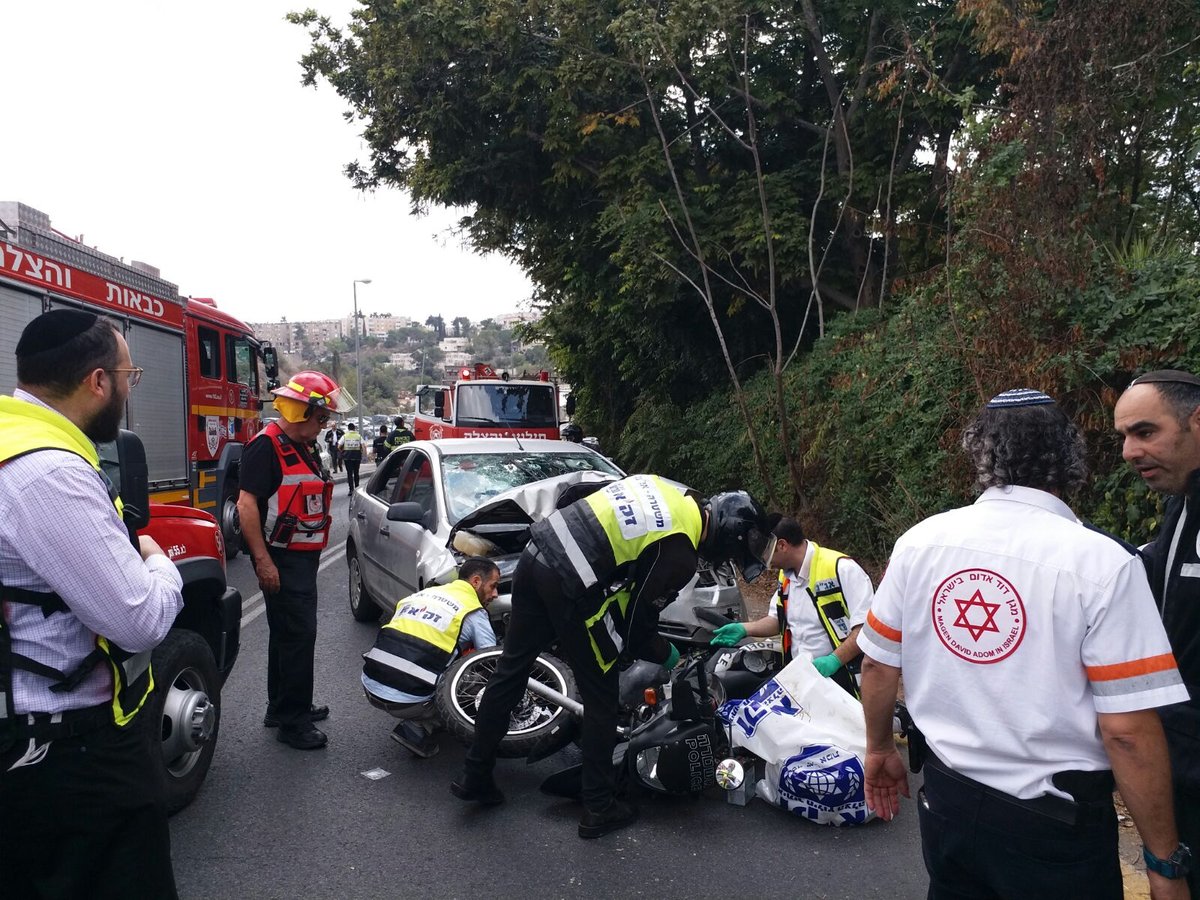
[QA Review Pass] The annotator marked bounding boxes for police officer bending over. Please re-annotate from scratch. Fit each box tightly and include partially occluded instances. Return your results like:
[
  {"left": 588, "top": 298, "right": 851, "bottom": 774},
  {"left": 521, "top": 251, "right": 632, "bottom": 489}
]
[
  {"left": 860, "top": 388, "right": 1191, "bottom": 899},
  {"left": 0, "top": 310, "right": 184, "bottom": 898},
  {"left": 452, "top": 476, "right": 771, "bottom": 839}
]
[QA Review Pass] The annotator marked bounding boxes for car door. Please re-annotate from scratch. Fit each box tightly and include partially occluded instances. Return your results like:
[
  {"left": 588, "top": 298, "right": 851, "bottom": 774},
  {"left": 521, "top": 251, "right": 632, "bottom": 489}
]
[
  {"left": 356, "top": 448, "right": 410, "bottom": 604},
  {"left": 382, "top": 449, "right": 442, "bottom": 599}
]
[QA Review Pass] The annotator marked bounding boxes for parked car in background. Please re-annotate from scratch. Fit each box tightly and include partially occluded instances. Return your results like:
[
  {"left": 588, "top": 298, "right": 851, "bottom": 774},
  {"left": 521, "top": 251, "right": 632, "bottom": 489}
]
[{"left": 345, "top": 438, "right": 745, "bottom": 640}]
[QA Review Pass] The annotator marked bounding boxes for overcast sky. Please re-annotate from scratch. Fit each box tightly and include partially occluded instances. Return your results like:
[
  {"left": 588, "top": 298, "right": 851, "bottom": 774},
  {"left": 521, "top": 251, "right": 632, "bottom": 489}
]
[{"left": 2, "top": 1, "right": 534, "bottom": 327}]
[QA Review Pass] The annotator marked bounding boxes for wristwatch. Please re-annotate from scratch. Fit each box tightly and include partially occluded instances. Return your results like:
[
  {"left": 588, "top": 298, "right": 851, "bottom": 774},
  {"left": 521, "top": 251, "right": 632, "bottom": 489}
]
[{"left": 1143, "top": 842, "right": 1192, "bottom": 879}]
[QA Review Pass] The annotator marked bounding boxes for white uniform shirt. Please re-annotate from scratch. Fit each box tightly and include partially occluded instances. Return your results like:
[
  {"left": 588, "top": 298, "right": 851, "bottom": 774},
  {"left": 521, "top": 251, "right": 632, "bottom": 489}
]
[
  {"left": 0, "top": 390, "right": 183, "bottom": 713},
  {"left": 767, "top": 541, "right": 875, "bottom": 660},
  {"left": 859, "top": 485, "right": 1188, "bottom": 799}
]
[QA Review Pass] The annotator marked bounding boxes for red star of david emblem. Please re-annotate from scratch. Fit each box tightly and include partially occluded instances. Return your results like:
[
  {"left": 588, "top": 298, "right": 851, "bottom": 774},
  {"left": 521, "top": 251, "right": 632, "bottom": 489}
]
[{"left": 952, "top": 590, "right": 1001, "bottom": 642}]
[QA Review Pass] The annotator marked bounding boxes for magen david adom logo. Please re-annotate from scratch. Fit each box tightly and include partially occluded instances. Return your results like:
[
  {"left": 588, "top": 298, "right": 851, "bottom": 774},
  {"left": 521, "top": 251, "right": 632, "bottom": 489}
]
[{"left": 931, "top": 568, "right": 1026, "bottom": 664}]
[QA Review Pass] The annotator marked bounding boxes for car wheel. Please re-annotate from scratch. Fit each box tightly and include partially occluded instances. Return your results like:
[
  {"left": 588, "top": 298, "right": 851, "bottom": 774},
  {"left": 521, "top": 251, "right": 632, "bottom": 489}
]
[
  {"left": 148, "top": 630, "right": 220, "bottom": 815},
  {"left": 348, "top": 547, "right": 382, "bottom": 622}
]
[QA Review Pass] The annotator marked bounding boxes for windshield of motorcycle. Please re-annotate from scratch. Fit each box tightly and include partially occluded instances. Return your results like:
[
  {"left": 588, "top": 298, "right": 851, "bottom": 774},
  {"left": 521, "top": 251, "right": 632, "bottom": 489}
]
[
  {"left": 441, "top": 451, "right": 624, "bottom": 522},
  {"left": 455, "top": 383, "right": 558, "bottom": 427}
]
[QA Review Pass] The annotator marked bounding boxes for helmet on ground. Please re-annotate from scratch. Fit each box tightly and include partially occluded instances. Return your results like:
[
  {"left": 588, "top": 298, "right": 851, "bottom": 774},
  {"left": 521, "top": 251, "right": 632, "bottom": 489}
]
[
  {"left": 271, "top": 371, "right": 354, "bottom": 423},
  {"left": 560, "top": 422, "right": 583, "bottom": 443},
  {"left": 701, "top": 490, "right": 774, "bottom": 582}
]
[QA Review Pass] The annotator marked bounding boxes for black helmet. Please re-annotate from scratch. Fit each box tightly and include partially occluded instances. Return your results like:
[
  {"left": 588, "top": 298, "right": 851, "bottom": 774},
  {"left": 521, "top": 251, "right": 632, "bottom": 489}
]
[
  {"left": 701, "top": 491, "right": 774, "bottom": 582},
  {"left": 560, "top": 422, "right": 583, "bottom": 443}
]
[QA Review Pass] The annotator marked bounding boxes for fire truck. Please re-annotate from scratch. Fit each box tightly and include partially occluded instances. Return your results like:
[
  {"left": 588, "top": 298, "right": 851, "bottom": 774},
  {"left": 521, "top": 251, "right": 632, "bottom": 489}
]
[
  {"left": 413, "top": 362, "right": 562, "bottom": 440},
  {"left": 0, "top": 201, "right": 270, "bottom": 812},
  {"left": 0, "top": 202, "right": 277, "bottom": 559}
]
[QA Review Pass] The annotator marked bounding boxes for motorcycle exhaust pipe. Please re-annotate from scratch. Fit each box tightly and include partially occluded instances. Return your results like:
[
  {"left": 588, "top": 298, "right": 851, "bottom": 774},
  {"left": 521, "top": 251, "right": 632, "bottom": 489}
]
[{"left": 523, "top": 677, "right": 585, "bottom": 718}]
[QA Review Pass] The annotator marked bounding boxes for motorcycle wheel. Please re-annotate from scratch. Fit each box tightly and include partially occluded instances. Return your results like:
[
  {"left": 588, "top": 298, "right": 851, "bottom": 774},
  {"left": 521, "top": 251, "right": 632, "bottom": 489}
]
[{"left": 436, "top": 647, "right": 578, "bottom": 759}]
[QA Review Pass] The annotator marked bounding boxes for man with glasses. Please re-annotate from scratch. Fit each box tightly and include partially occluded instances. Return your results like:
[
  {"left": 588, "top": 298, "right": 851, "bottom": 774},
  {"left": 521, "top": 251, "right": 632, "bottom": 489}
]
[
  {"left": 237, "top": 371, "right": 351, "bottom": 750},
  {"left": 0, "top": 309, "right": 183, "bottom": 897}
]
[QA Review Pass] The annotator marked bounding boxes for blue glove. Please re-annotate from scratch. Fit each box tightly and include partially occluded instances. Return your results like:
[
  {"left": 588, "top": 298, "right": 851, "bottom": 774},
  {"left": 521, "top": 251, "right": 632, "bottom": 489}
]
[
  {"left": 710, "top": 622, "right": 747, "bottom": 647},
  {"left": 812, "top": 654, "right": 843, "bottom": 677},
  {"left": 664, "top": 643, "right": 681, "bottom": 669}
]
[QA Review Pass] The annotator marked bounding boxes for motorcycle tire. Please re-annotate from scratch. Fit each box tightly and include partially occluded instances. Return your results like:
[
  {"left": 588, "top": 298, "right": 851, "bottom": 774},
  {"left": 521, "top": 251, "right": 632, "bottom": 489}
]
[{"left": 436, "top": 647, "right": 578, "bottom": 759}]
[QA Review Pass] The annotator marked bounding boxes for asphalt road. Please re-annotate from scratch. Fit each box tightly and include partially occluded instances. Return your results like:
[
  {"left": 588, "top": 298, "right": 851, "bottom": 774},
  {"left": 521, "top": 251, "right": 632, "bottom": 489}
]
[{"left": 168, "top": 483, "right": 929, "bottom": 899}]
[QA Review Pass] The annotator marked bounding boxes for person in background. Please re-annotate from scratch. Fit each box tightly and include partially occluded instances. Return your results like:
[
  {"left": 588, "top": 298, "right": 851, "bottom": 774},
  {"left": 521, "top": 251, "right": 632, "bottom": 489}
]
[
  {"left": 860, "top": 388, "right": 1190, "bottom": 899},
  {"left": 1115, "top": 369, "right": 1200, "bottom": 892},
  {"left": 361, "top": 557, "right": 500, "bottom": 758},
  {"left": 339, "top": 422, "right": 364, "bottom": 495},
  {"left": 0, "top": 309, "right": 183, "bottom": 897},
  {"left": 385, "top": 415, "right": 414, "bottom": 451},
  {"left": 238, "top": 371, "right": 350, "bottom": 750},
  {"left": 372, "top": 424, "right": 389, "bottom": 463},
  {"left": 711, "top": 513, "right": 874, "bottom": 696}
]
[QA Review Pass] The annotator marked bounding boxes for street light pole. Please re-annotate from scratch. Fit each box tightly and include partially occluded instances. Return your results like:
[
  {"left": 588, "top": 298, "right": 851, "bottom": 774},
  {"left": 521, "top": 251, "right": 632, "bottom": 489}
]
[{"left": 352, "top": 278, "right": 371, "bottom": 425}]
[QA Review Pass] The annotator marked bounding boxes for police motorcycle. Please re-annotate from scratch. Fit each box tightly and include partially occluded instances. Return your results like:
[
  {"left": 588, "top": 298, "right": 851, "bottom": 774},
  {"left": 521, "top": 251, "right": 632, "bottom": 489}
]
[{"left": 436, "top": 624, "right": 730, "bottom": 800}]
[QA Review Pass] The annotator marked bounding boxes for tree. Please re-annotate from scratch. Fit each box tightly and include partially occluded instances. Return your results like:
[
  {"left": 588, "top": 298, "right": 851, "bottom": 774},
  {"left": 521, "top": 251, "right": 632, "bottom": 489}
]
[{"left": 424, "top": 314, "right": 446, "bottom": 341}]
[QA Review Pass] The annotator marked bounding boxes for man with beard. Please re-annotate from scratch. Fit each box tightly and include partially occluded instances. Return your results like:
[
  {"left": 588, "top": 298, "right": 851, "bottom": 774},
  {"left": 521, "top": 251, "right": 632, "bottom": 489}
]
[{"left": 0, "top": 309, "right": 184, "bottom": 897}]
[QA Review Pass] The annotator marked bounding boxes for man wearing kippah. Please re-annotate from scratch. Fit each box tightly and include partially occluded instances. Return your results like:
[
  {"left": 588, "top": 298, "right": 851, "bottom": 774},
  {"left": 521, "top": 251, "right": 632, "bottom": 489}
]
[
  {"left": 1116, "top": 370, "right": 1200, "bottom": 893},
  {"left": 860, "top": 388, "right": 1189, "bottom": 898},
  {"left": 0, "top": 309, "right": 183, "bottom": 896}
]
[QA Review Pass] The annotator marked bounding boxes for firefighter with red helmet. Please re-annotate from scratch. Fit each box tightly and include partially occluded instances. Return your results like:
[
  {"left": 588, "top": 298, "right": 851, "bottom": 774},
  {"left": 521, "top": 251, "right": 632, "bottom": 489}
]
[{"left": 237, "top": 371, "right": 353, "bottom": 750}]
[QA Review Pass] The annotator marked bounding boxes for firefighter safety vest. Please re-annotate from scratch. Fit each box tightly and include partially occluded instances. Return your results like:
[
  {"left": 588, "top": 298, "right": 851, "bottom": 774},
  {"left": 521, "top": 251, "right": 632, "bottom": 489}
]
[
  {"left": 776, "top": 541, "right": 859, "bottom": 698},
  {"left": 0, "top": 396, "right": 155, "bottom": 741},
  {"left": 260, "top": 422, "right": 333, "bottom": 551},
  {"left": 361, "top": 580, "right": 483, "bottom": 695}
]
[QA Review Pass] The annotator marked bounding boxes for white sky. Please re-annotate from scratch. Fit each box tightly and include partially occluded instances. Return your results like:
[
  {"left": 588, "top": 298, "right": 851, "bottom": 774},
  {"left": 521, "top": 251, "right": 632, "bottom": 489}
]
[{"left": 1, "top": 1, "right": 534, "bottom": 327}]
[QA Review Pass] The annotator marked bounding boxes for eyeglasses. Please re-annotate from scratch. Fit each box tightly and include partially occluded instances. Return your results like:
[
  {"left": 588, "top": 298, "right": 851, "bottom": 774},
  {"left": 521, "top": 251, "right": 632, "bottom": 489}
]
[
  {"left": 107, "top": 367, "right": 144, "bottom": 388},
  {"left": 315, "top": 412, "right": 335, "bottom": 426}
]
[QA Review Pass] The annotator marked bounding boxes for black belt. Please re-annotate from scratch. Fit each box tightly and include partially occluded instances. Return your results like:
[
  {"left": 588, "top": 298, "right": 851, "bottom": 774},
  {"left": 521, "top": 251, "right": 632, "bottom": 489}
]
[
  {"left": 924, "top": 753, "right": 1112, "bottom": 828},
  {"left": 8, "top": 703, "right": 112, "bottom": 742}
]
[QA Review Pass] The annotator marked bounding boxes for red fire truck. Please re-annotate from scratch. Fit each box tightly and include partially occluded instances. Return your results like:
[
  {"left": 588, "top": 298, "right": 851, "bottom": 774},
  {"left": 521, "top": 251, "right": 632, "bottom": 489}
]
[
  {"left": 413, "top": 362, "right": 562, "bottom": 440},
  {"left": 0, "top": 200, "right": 269, "bottom": 811},
  {"left": 0, "top": 202, "right": 277, "bottom": 558}
]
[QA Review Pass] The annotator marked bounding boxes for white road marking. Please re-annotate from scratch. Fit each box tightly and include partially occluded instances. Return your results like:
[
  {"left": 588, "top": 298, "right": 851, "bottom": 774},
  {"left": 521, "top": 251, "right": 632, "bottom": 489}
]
[{"left": 239, "top": 542, "right": 348, "bottom": 627}]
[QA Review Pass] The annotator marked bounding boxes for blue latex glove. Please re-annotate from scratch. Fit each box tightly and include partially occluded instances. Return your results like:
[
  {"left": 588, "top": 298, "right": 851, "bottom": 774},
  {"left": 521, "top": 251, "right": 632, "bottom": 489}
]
[
  {"left": 664, "top": 643, "right": 681, "bottom": 669},
  {"left": 812, "top": 654, "right": 843, "bottom": 677},
  {"left": 710, "top": 622, "right": 747, "bottom": 647}
]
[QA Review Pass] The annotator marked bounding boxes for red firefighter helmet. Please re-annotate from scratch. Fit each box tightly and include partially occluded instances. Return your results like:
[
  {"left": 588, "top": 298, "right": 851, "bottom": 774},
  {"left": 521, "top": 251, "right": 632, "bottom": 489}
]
[{"left": 271, "top": 371, "right": 354, "bottom": 420}]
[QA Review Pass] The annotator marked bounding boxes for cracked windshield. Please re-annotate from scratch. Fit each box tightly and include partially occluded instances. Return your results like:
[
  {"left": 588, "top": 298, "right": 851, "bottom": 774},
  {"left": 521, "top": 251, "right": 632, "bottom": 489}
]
[{"left": 441, "top": 451, "right": 621, "bottom": 522}]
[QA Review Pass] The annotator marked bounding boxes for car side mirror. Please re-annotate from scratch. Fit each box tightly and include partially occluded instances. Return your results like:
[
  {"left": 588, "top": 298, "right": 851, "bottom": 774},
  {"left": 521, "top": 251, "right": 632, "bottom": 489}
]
[{"left": 387, "top": 501, "right": 427, "bottom": 524}]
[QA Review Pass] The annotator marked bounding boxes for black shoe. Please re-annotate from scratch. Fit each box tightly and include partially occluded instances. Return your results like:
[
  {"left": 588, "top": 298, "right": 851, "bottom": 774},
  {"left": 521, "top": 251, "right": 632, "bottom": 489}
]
[
  {"left": 578, "top": 800, "right": 638, "bottom": 839},
  {"left": 276, "top": 725, "right": 328, "bottom": 750},
  {"left": 450, "top": 775, "right": 505, "bottom": 806},
  {"left": 263, "top": 704, "right": 329, "bottom": 728},
  {"left": 391, "top": 721, "right": 439, "bottom": 758}
]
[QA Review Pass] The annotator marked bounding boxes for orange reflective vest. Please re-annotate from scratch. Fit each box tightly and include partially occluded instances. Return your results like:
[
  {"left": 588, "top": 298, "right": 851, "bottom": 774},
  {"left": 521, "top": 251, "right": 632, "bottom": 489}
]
[{"left": 260, "top": 422, "right": 333, "bottom": 551}]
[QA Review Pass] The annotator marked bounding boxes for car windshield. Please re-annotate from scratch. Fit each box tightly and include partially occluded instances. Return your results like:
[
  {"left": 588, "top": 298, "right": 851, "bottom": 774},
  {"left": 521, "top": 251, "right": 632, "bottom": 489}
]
[
  {"left": 454, "top": 383, "right": 558, "bottom": 428},
  {"left": 440, "top": 451, "right": 622, "bottom": 522}
]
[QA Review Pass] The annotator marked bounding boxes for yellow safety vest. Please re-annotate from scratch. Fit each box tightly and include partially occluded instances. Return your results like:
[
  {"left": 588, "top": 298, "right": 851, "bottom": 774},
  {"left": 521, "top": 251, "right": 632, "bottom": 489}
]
[
  {"left": 530, "top": 474, "right": 702, "bottom": 601},
  {"left": 776, "top": 541, "right": 858, "bottom": 697},
  {"left": 361, "top": 580, "right": 483, "bottom": 695},
  {"left": 0, "top": 397, "right": 154, "bottom": 734}
]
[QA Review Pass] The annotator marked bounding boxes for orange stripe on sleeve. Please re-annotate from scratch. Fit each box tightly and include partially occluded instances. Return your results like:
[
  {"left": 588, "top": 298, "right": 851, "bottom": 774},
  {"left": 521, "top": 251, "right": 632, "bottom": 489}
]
[
  {"left": 1085, "top": 653, "right": 1179, "bottom": 682},
  {"left": 866, "top": 609, "right": 902, "bottom": 643}
]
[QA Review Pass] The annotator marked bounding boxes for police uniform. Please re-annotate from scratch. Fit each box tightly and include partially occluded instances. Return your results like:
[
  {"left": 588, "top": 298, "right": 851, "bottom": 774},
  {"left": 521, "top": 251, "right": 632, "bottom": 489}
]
[
  {"left": 241, "top": 422, "right": 332, "bottom": 732},
  {"left": 1141, "top": 468, "right": 1200, "bottom": 894},
  {"left": 0, "top": 391, "right": 183, "bottom": 898},
  {"left": 463, "top": 475, "right": 702, "bottom": 811},
  {"left": 768, "top": 540, "right": 874, "bottom": 695},
  {"left": 860, "top": 485, "right": 1189, "bottom": 897}
]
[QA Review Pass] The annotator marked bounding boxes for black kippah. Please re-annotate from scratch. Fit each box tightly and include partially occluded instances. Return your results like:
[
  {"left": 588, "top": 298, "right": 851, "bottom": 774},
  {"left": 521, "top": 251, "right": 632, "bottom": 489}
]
[
  {"left": 1129, "top": 369, "right": 1200, "bottom": 389},
  {"left": 16, "top": 309, "right": 99, "bottom": 357}
]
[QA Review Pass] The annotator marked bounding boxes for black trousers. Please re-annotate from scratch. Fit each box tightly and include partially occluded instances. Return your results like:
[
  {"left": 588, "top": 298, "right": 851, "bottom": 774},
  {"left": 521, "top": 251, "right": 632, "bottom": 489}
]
[
  {"left": 918, "top": 762, "right": 1121, "bottom": 900},
  {"left": 463, "top": 548, "right": 619, "bottom": 811},
  {"left": 0, "top": 715, "right": 178, "bottom": 899},
  {"left": 263, "top": 549, "right": 321, "bottom": 729},
  {"left": 1176, "top": 784, "right": 1200, "bottom": 896},
  {"left": 344, "top": 456, "right": 361, "bottom": 491}
]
